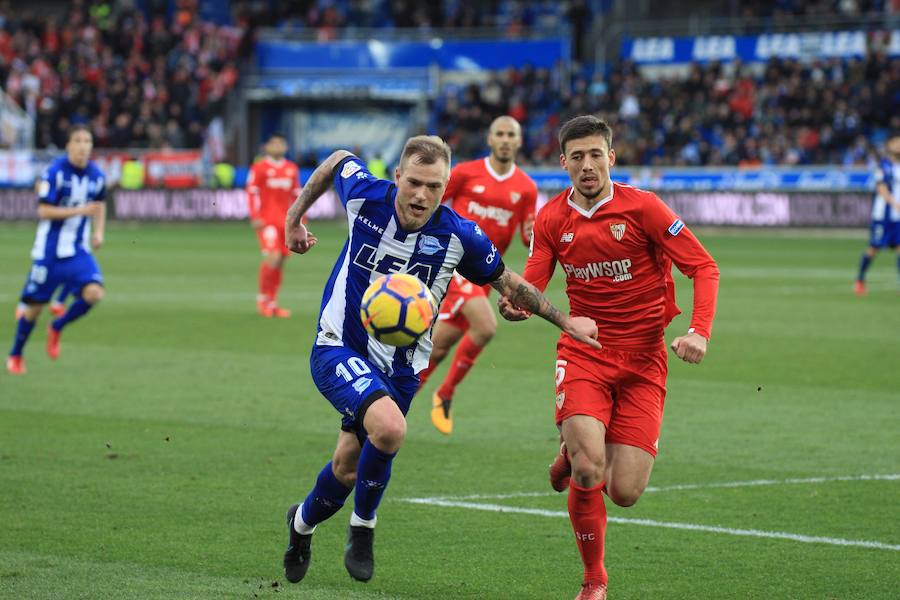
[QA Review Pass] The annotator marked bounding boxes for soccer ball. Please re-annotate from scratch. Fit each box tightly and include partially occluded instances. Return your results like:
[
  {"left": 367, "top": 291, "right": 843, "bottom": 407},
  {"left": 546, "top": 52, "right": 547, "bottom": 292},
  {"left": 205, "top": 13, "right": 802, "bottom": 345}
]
[{"left": 360, "top": 273, "right": 437, "bottom": 347}]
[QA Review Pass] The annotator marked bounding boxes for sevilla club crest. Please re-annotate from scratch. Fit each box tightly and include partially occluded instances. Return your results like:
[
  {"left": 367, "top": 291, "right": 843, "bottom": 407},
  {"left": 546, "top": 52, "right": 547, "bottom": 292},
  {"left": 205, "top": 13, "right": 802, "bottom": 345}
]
[{"left": 610, "top": 222, "right": 626, "bottom": 241}]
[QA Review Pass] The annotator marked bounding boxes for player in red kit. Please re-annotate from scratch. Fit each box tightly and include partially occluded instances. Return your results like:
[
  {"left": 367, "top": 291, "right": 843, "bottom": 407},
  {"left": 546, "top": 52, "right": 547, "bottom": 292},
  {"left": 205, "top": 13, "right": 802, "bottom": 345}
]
[
  {"left": 499, "top": 116, "right": 719, "bottom": 600},
  {"left": 247, "top": 133, "right": 302, "bottom": 318},
  {"left": 416, "top": 116, "right": 537, "bottom": 434}
]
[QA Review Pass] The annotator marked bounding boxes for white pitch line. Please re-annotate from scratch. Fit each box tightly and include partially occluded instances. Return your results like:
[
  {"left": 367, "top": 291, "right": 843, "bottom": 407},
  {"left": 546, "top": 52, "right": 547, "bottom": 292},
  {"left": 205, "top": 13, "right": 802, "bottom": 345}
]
[
  {"left": 408, "top": 473, "right": 900, "bottom": 502},
  {"left": 400, "top": 498, "right": 900, "bottom": 552}
]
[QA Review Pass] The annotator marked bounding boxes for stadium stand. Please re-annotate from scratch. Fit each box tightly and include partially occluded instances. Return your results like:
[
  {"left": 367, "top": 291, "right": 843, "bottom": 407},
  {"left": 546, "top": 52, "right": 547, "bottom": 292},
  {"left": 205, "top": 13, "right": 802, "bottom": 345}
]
[
  {"left": 0, "top": 0, "right": 242, "bottom": 150},
  {"left": 0, "top": 0, "right": 896, "bottom": 171},
  {"left": 438, "top": 53, "right": 900, "bottom": 167}
]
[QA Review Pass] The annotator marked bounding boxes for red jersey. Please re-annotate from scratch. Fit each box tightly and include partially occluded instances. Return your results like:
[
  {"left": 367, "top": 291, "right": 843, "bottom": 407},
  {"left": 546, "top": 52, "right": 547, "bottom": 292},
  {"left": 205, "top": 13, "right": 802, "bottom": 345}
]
[
  {"left": 246, "top": 157, "right": 302, "bottom": 225},
  {"left": 525, "top": 183, "right": 719, "bottom": 352},
  {"left": 443, "top": 157, "right": 537, "bottom": 255}
]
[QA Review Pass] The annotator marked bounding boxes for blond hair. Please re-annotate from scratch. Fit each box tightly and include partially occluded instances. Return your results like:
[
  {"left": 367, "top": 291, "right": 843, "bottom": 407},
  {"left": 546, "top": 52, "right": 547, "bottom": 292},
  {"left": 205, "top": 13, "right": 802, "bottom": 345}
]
[{"left": 399, "top": 135, "right": 451, "bottom": 171}]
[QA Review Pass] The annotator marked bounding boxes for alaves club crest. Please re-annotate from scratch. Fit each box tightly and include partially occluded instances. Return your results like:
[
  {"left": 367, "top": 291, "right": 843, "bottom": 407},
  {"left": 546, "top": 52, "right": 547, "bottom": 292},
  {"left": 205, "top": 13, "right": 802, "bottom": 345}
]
[{"left": 610, "top": 223, "right": 626, "bottom": 241}]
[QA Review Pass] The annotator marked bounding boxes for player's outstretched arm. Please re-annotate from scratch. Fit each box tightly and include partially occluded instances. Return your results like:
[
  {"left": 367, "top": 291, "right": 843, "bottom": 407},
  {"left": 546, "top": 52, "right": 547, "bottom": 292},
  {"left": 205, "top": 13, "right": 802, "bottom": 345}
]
[
  {"left": 490, "top": 269, "right": 601, "bottom": 349},
  {"left": 285, "top": 149, "right": 354, "bottom": 254}
]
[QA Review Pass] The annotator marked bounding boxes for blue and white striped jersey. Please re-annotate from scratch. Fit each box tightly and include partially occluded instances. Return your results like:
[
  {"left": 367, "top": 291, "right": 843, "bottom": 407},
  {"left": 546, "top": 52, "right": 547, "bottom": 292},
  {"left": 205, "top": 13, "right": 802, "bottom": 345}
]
[
  {"left": 31, "top": 157, "right": 106, "bottom": 261},
  {"left": 316, "top": 156, "right": 504, "bottom": 377},
  {"left": 872, "top": 158, "right": 900, "bottom": 223}
]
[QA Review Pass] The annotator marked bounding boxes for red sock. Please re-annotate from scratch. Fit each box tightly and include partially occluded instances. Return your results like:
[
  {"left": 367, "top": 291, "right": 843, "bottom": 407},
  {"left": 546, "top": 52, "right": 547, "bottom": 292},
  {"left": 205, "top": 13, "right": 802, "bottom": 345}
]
[
  {"left": 258, "top": 263, "right": 273, "bottom": 302},
  {"left": 436, "top": 334, "right": 484, "bottom": 401},
  {"left": 417, "top": 358, "right": 437, "bottom": 392},
  {"left": 270, "top": 267, "right": 283, "bottom": 304},
  {"left": 568, "top": 482, "right": 608, "bottom": 586}
]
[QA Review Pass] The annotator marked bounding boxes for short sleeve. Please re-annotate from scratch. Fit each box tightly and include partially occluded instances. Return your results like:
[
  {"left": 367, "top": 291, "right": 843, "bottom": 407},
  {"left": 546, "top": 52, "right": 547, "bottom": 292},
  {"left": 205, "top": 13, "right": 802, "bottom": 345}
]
[
  {"left": 874, "top": 160, "right": 889, "bottom": 185},
  {"left": 37, "top": 167, "right": 60, "bottom": 205},
  {"left": 332, "top": 155, "right": 393, "bottom": 207},
  {"left": 455, "top": 218, "right": 505, "bottom": 286},
  {"left": 92, "top": 175, "right": 106, "bottom": 202}
]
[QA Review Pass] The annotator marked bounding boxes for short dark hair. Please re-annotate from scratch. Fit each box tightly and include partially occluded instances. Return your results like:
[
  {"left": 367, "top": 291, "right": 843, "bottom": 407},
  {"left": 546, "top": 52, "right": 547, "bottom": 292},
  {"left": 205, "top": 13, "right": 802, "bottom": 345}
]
[
  {"left": 558, "top": 115, "right": 612, "bottom": 155},
  {"left": 268, "top": 132, "right": 287, "bottom": 142},
  {"left": 67, "top": 124, "right": 92, "bottom": 143},
  {"left": 399, "top": 135, "right": 451, "bottom": 170}
]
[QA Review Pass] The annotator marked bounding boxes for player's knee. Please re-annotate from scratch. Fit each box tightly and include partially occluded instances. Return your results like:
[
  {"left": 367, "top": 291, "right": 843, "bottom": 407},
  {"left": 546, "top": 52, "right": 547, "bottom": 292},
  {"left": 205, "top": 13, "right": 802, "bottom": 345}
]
[
  {"left": 369, "top": 417, "right": 406, "bottom": 453},
  {"left": 24, "top": 304, "right": 43, "bottom": 321},
  {"left": 569, "top": 451, "right": 606, "bottom": 487},
  {"left": 469, "top": 322, "right": 496, "bottom": 346},
  {"left": 430, "top": 344, "right": 450, "bottom": 363},
  {"left": 607, "top": 482, "right": 644, "bottom": 508},
  {"left": 82, "top": 285, "right": 104, "bottom": 304}
]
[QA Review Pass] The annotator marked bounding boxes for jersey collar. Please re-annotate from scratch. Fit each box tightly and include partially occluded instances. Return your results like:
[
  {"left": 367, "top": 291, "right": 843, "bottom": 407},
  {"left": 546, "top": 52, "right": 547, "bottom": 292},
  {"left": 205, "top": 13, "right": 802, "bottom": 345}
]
[
  {"left": 566, "top": 181, "right": 614, "bottom": 218},
  {"left": 484, "top": 157, "right": 516, "bottom": 182}
]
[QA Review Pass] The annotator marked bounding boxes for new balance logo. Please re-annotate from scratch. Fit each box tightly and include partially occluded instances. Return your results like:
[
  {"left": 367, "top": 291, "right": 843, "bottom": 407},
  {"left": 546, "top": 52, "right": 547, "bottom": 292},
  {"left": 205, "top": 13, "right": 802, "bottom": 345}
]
[{"left": 560, "top": 232, "right": 574, "bottom": 243}]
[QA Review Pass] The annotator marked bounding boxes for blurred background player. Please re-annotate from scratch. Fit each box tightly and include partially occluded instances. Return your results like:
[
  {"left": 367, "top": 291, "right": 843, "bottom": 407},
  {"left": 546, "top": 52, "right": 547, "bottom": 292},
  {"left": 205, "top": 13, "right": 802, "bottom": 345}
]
[
  {"left": 499, "top": 116, "right": 719, "bottom": 600},
  {"left": 417, "top": 116, "right": 538, "bottom": 435},
  {"left": 7, "top": 125, "right": 106, "bottom": 375},
  {"left": 246, "top": 132, "right": 302, "bottom": 317},
  {"left": 854, "top": 133, "right": 900, "bottom": 295},
  {"left": 280, "top": 137, "right": 598, "bottom": 587},
  {"left": 16, "top": 284, "right": 73, "bottom": 320}
]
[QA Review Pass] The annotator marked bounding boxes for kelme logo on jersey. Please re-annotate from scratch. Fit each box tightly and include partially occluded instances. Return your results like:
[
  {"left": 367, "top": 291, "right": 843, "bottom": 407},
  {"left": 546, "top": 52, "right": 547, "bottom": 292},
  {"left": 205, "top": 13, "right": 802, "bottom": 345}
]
[
  {"left": 668, "top": 218, "right": 685, "bottom": 236},
  {"left": 610, "top": 223, "right": 626, "bottom": 241},
  {"left": 341, "top": 161, "right": 362, "bottom": 179},
  {"left": 417, "top": 235, "right": 443, "bottom": 256}
]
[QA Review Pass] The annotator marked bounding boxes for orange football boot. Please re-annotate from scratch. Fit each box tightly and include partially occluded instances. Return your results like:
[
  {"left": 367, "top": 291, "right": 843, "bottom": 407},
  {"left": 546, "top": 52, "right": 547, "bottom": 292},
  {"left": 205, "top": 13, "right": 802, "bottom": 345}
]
[{"left": 430, "top": 392, "right": 453, "bottom": 435}]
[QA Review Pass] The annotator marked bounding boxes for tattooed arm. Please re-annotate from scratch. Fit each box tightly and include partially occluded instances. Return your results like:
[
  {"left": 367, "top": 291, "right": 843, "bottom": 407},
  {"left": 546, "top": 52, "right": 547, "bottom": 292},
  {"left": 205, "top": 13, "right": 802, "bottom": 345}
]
[
  {"left": 490, "top": 269, "right": 601, "bottom": 349},
  {"left": 285, "top": 150, "right": 354, "bottom": 254}
]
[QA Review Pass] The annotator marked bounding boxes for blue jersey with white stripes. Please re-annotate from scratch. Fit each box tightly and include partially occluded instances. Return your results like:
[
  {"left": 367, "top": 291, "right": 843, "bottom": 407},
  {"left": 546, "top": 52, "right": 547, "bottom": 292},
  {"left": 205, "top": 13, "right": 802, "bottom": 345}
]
[
  {"left": 316, "top": 156, "right": 504, "bottom": 378},
  {"left": 872, "top": 158, "right": 900, "bottom": 224},
  {"left": 31, "top": 157, "right": 106, "bottom": 261}
]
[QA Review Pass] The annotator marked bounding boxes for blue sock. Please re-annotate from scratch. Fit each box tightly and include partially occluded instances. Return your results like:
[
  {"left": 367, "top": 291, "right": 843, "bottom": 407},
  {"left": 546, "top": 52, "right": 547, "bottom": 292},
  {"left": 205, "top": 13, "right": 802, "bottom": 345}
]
[
  {"left": 857, "top": 253, "right": 872, "bottom": 282},
  {"left": 52, "top": 298, "right": 92, "bottom": 332},
  {"left": 300, "top": 462, "right": 353, "bottom": 527},
  {"left": 55, "top": 285, "right": 72, "bottom": 304},
  {"left": 353, "top": 440, "right": 397, "bottom": 521},
  {"left": 10, "top": 317, "right": 37, "bottom": 357}
]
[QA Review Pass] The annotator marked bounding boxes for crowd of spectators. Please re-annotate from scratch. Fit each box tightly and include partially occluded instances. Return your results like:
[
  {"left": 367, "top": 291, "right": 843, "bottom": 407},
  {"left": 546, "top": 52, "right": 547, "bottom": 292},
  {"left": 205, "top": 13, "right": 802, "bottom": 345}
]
[
  {"left": 235, "top": 0, "right": 593, "bottom": 38},
  {"left": 735, "top": 0, "right": 900, "bottom": 20},
  {"left": 436, "top": 52, "right": 900, "bottom": 167},
  {"left": 2, "top": 0, "right": 898, "bottom": 168},
  {"left": 0, "top": 0, "right": 242, "bottom": 150}
]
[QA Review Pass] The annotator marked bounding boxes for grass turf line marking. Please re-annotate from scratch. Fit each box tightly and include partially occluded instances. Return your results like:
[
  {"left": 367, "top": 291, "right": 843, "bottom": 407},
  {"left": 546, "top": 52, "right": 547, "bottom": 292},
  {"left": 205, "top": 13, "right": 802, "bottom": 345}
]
[
  {"left": 409, "top": 473, "right": 900, "bottom": 502},
  {"left": 400, "top": 498, "right": 900, "bottom": 552}
]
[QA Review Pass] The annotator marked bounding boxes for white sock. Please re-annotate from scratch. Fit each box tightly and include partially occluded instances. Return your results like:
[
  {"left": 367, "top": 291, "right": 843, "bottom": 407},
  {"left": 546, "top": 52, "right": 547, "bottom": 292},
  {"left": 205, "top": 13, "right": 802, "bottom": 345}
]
[
  {"left": 350, "top": 511, "right": 377, "bottom": 529},
  {"left": 293, "top": 507, "right": 316, "bottom": 535}
]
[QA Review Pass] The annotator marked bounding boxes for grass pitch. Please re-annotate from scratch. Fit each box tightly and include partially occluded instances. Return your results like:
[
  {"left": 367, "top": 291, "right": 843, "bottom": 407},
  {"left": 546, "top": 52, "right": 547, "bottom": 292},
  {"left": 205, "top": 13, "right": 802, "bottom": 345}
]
[{"left": 1, "top": 221, "right": 898, "bottom": 600}]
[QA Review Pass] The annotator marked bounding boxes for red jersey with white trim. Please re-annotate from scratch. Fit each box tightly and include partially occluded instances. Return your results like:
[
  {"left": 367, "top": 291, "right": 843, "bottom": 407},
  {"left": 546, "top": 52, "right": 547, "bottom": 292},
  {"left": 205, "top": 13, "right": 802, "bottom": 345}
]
[
  {"left": 525, "top": 183, "right": 719, "bottom": 352},
  {"left": 443, "top": 157, "right": 537, "bottom": 255},
  {"left": 246, "top": 157, "right": 302, "bottom": 224}
]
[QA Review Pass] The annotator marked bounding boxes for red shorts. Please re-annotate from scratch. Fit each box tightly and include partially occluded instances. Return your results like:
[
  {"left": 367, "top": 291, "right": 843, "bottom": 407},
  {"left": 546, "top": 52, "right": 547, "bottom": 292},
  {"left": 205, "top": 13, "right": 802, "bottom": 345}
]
[
  {"left": 554, "top": 336, "right": 668, "bottom": 457},
  {"left": 256, "top": 223, "right": 289, "bottom": 256},
  {"left": 437, "top": 273, "right": 490, "bottom": 331}
]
